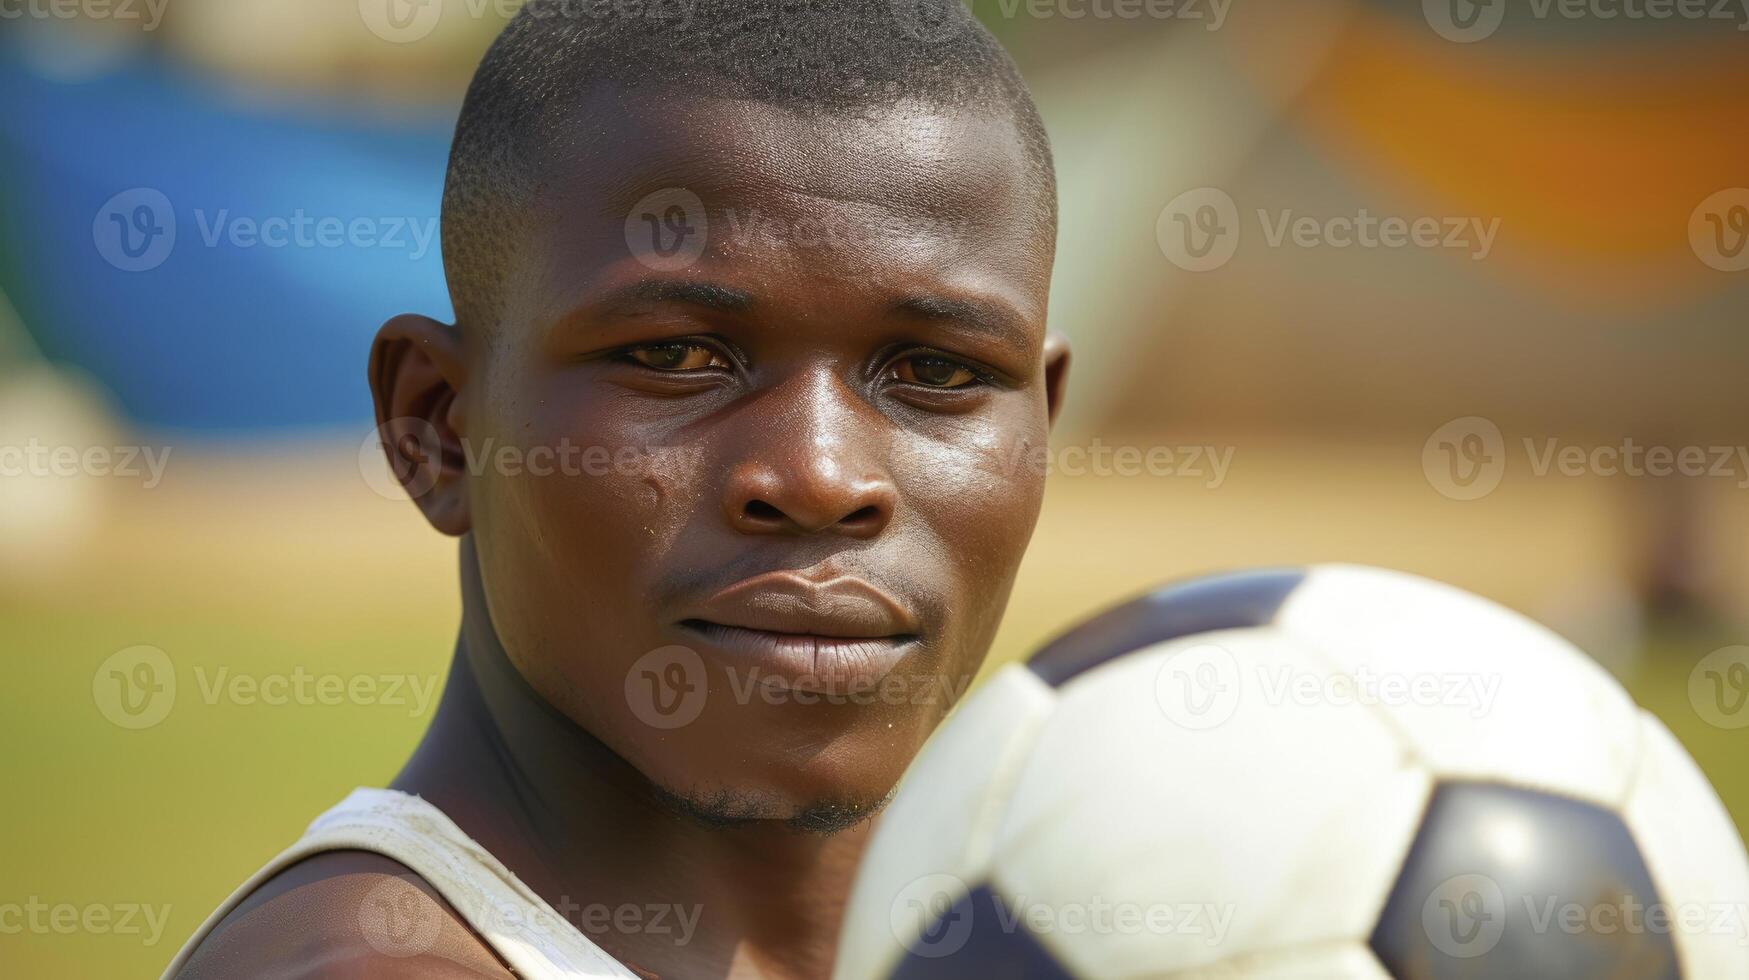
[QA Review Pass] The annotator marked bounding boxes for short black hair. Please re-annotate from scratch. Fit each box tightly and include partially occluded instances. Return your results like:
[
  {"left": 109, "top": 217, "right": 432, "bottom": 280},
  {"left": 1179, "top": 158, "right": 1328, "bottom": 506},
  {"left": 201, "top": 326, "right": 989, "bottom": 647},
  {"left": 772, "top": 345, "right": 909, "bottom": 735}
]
[{"left": 441, "top": 0, "right": 1056, "bottom": 333}]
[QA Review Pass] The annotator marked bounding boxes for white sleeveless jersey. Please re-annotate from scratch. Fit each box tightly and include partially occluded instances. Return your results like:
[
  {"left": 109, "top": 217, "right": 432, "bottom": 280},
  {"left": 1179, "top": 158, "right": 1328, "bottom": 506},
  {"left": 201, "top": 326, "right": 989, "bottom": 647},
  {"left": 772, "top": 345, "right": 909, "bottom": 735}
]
[{"left": 162, "top": 788, "right": 639, "bottom": 979}]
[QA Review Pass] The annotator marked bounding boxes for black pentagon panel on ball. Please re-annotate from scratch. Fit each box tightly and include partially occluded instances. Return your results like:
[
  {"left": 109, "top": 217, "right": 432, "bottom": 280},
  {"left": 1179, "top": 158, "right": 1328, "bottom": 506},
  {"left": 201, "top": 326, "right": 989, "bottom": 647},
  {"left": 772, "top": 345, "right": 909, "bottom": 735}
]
[
  {"left": 886, "top": 884, "right": 1079, "bottom": 980},
  {"left": 1026, "top": 568, "right": 1307, "bottom": 687},
  {"left": 1371, "top": 781, "right": 1680, "bottom": 980}
]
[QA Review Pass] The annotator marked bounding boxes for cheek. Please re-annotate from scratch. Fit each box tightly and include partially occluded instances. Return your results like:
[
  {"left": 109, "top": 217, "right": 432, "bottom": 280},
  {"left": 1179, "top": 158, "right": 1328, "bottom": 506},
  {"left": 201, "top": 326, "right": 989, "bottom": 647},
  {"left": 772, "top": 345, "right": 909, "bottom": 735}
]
[
  {"left": 511, "top": 435, "right": 711, "bottom": 592},
  {"left": 471, "top": 378, "right": 711, "bottom": 627},
  {"left": 475, "top": 442, "right": 714, "bottom": 731},
  {"left": 890, "top": 409, "right": 1048, "bottom": 670},
  {"left": 898, "top": 412, "right": 1049, "bottom": 578},
  {"left": 613, "top": 442, "right": 713, "bottom": 568}
]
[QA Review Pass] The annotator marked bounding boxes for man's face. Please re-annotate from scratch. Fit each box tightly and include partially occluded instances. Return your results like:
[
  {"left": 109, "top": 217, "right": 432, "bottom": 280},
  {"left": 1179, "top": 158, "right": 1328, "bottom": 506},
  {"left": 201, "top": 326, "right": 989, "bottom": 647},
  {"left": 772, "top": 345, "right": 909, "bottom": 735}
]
[{"left": 464, "top": 92, "right": 1063, "bottom": 825}]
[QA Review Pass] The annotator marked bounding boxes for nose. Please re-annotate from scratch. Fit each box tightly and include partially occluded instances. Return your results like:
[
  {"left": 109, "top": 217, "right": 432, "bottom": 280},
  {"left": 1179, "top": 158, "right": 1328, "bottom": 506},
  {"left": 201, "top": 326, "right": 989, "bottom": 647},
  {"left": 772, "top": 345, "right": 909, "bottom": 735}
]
[{"left": 721, "top": 375, "right": 897, "bottom": 538}]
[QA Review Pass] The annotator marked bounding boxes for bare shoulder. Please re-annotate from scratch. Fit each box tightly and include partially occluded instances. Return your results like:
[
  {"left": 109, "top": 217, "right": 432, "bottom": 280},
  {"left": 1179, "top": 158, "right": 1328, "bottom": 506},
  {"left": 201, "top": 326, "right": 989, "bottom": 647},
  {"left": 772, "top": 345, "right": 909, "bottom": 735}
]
[{"left": 170, "top": 849, "right": 515, "bottom": 980}]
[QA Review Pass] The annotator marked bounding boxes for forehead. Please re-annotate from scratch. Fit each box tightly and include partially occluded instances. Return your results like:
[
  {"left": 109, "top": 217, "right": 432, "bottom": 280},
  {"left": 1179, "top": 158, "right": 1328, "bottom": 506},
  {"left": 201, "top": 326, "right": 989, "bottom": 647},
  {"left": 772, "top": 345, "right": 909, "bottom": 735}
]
[{"left": 506, "top": 91, "right": 1054, "bottom": 336}]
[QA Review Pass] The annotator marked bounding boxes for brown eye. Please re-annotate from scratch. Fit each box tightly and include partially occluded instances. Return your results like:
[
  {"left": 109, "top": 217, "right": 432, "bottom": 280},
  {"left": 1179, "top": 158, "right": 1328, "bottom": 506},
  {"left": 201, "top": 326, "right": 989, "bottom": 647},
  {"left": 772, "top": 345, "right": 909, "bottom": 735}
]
[
  {"left": 625, "top": 343, "right": 730, "bottom": 372},
  {"left": 894, "top": 355, "right": 979, "bottom": 389}
]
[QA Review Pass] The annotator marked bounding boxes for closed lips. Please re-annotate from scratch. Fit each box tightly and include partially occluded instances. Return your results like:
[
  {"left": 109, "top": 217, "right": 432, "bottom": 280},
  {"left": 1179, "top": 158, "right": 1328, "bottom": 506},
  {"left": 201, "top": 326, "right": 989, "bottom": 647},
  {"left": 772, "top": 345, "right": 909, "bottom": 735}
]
[
  {"left": 685, "top": 572, "right": 919, "bottom": 640},
  {"left": 679, "top": 572, "right": 921, "bottom": 692}
]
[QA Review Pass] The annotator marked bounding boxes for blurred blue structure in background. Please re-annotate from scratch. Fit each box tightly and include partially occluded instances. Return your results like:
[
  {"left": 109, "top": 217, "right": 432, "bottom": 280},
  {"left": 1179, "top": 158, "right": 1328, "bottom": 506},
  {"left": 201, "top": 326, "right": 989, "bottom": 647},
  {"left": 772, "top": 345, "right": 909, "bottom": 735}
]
[{"left": 0, "top": 51, "right": 454, "bottom": 434}]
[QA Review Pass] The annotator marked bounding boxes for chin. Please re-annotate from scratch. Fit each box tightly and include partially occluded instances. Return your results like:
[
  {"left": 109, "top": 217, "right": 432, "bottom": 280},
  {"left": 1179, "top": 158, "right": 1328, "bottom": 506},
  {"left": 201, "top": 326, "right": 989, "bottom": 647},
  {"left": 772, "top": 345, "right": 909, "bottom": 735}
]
[
  {"left": 635, "top": 722, "right": 916, "bottom": 835},
  {"left": 650, "top": 777, "right": 894, "bottom": 835}
]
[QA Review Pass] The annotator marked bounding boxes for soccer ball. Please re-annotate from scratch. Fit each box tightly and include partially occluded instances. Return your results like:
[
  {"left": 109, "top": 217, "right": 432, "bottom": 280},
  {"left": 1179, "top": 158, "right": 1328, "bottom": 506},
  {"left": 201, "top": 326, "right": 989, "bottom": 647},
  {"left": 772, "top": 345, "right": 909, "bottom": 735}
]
[{"left": 834, "top": 565, "right": 1749, "bottom": 979}]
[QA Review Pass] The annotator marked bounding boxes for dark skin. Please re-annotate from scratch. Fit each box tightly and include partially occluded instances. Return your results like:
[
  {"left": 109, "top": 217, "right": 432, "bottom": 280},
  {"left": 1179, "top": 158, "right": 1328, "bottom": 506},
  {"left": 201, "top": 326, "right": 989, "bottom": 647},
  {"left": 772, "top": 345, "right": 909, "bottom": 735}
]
[{"left": 176, "top": 90, "right": 1068, "bottom": 979}]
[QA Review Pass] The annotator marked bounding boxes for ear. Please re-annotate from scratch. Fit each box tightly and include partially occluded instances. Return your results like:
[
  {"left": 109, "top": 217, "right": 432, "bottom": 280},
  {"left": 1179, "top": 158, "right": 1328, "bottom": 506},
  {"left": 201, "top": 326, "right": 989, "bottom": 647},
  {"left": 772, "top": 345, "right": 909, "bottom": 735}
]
[
  {"left": 1042, "top": 331, "right": 1071, "bottom": 429},
  {"left": 367, "top": 314, "right": 470, "bottom": 536}
]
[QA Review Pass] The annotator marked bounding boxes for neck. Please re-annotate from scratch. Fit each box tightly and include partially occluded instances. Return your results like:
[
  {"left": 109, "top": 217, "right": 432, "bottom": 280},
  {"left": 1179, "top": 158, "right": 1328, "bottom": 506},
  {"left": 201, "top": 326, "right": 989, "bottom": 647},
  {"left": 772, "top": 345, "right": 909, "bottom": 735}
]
[{"left": 392, "top": 537, "right": 871, "bottom": 980}]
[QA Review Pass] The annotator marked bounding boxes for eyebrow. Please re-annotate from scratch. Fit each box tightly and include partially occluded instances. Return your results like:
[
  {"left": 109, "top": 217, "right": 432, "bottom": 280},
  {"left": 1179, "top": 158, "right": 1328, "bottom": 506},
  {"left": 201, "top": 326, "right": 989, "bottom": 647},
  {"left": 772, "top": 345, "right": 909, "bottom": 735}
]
[
  {"left": 591, "top": 279, "right": 757, "bottom": 316},
  {"left": 892, "top": 294, "right": 1034, "bottom": 350},
  {"left": 570, "top": 280, "right": 1032, "bottom": 350}
]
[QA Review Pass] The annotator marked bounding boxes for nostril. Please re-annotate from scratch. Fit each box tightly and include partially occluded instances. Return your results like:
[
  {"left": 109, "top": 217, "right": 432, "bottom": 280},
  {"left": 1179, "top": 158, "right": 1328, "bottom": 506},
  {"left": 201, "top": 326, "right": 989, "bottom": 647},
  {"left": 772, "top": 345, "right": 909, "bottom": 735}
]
[
  {"left": 841, "top": 505, "right": 883, "bottom": 528},
  {"left": 744, "top": 499, "right": 784, "bottom": 522}
]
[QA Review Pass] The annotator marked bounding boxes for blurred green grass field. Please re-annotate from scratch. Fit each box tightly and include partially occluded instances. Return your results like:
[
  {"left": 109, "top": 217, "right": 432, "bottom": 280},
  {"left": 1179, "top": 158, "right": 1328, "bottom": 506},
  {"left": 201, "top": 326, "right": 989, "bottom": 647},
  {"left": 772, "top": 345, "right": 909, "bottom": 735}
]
[
  {"left": 6, "top": 600, "right": 1743, "bottom": 978},
  {"left": 3, "top": 456, "right": 1746, "bottom": 977}
]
